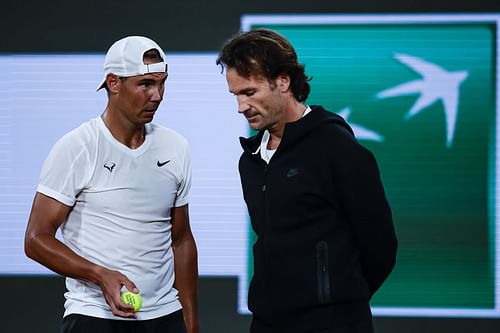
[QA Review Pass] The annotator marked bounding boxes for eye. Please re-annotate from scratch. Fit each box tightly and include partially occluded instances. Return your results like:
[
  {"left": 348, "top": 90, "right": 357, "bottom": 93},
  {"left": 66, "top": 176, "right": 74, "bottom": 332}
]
[
  {"left": 243, "top": 90, "right": 256, "bottom": 97},
  {"left": 139, "top": 80, "right": 156, "bottom": 88}
]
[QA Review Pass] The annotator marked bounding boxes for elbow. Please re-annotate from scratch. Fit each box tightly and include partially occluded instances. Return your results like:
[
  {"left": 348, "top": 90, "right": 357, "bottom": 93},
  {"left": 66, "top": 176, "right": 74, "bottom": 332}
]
[
  {"left": 389, "top": 234, "right": 398, "bottom": 267},
  {"left": 382, "top": 233, "right": 398, "bottom": 278},
  {"left": 391, "top": 229, "right": 399, "bottom": 266},
  {"left": 24, "top": 231, "right": 42, "bottom": 262},
  {"left": 24, "top": 233, "right": 36, "bottom": 260}
]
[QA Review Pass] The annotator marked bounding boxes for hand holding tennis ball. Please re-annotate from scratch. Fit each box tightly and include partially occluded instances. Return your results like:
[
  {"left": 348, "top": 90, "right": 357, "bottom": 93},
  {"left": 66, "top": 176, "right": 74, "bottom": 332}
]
[{"left": 120, "top": 290, "right": 143, "bottom": 312}]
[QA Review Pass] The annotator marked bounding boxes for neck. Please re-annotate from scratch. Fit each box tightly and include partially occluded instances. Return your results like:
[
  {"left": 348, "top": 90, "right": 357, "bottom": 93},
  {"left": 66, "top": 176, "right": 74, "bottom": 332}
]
[
  {"left": 267, "top": 101, "right": 306, "bottom": 150},
  {"left": 101, "top": 108, "right": 146, "bottom": 149}
]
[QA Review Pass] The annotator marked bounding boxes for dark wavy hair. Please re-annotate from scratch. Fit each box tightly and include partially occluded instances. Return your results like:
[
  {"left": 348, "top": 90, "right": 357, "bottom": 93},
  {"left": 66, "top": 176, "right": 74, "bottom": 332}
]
[{"left": 216, "top": 29, "right": 311, "bottom": 102}]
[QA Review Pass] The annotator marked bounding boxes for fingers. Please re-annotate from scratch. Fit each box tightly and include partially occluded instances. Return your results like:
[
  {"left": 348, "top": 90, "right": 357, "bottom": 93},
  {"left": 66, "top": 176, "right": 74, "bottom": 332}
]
[
  {"left": 97, "top": 266, "right": 140, "bottom": 318},
  {"left": 109, "top": 296, "right": 137, "bottom": 318},
  {"left": 122, "top": 280, "right": 139, "bottom": 294},
  {"left": 101, "top": 284, "right": 136, "bottom": 318}
]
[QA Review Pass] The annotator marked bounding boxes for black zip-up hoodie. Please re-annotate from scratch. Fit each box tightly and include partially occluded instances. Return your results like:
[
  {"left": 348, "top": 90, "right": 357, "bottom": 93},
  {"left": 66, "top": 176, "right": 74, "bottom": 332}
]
[{"left": 239, "top": 105, "right": 397, "bottom": 331}]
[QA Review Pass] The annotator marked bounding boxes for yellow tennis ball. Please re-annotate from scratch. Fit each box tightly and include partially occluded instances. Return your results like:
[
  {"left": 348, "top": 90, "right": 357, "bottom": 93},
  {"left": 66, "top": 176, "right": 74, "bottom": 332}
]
[{"left": 120, "top": 291, "right": 143, "bottom": 312}]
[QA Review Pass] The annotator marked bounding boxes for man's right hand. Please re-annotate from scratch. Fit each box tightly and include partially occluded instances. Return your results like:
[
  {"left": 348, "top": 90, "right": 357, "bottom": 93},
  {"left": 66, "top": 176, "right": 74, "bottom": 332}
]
[{"left": 96, "top": 266, "right": 139, "bottom": 318}]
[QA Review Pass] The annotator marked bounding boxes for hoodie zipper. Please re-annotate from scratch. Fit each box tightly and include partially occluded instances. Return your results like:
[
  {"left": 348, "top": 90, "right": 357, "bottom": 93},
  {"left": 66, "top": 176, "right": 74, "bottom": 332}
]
[{"left": 316, "top": 240, "right": 331, "bottom": 304}]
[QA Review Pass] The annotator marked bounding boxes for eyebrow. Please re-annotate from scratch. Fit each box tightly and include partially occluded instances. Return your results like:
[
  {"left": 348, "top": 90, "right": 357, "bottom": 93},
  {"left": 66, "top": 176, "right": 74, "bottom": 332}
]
[
  {"left": 231, "top": 87, "right": 256, "bottom": 95},
  {"left": 138, "top": 76, "right": 167, "bottom": 84}
]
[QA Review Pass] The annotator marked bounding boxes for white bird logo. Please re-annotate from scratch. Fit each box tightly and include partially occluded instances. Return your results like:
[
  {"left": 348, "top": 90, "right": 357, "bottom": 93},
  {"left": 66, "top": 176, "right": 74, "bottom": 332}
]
[
  {"left": 338, "top": 107, "right": 384, "bottom": 142},
  {"left": 376, "top": 53, "right": 468, "bottom": 148}
]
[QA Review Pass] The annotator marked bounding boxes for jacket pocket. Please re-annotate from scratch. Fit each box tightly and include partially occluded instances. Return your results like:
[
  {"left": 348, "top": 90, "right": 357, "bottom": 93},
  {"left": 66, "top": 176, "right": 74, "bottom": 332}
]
[{"left": 316, "top": 240, "right": 331, "bottom": 304}]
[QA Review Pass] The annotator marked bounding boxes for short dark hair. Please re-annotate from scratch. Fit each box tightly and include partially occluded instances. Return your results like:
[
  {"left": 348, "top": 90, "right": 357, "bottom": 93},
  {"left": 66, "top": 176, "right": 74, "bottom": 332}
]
[
  {"left": 143, "top": 48, "right": 163, "bottom": 63},
  {"left": 216, "top": 28, "right": 311, "bottom": 102}
]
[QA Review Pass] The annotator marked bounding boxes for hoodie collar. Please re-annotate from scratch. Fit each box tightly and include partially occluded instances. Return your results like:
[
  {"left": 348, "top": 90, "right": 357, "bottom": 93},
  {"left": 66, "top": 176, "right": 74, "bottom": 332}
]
[{"left": 240, "top": 105, "right": 353, "bottom": 155}]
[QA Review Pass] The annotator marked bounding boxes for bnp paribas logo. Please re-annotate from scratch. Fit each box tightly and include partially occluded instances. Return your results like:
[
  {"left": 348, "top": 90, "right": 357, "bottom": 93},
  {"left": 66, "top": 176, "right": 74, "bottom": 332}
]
[
  {"left": 240, "top": 14, "right": 500, "bottom": 318},
  {"left": 346, "top": 52, "right": 469, "bottom": 148}
]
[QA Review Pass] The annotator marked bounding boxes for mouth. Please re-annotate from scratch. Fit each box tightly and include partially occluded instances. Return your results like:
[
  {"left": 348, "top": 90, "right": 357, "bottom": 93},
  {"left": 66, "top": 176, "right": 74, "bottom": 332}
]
[
  {"left": 245, "top": 112, "right": 259, "bottom": 121},
  {"left": 145, "top": 103, "right": 160, "bottom": 111},
  {"left": 142, "top": 109, "right": 157, "bottom": 119},
  {"left": 143, "top": 106, "right": 159, "bottom": 113}
]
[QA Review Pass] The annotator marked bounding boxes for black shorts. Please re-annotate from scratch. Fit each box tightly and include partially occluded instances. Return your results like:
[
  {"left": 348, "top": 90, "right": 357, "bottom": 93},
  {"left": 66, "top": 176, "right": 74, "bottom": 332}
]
[{"left": 61, "top": 309, "right": 186, "bottom": 333}]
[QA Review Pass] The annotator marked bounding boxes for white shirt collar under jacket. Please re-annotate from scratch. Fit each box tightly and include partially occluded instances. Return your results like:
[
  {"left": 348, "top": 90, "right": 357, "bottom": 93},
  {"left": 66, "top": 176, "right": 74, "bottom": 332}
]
[{"left": 256, "top": 105, "right": 312, "bottom": 164}]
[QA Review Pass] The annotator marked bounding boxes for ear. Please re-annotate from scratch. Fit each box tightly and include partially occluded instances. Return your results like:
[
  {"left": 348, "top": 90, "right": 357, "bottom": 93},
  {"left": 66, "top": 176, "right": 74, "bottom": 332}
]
[
  {"left": 276, "top": 74, "right": 291, "bottom": 93},
  {"left": 106, "top": 74, "right": 121, "bottom": 94}
]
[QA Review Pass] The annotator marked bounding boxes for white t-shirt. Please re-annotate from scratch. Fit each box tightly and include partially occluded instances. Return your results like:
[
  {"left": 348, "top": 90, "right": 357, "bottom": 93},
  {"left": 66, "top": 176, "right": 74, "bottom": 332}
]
[{"left": 37, "top": 116, "right": 191, "bottom": 320}]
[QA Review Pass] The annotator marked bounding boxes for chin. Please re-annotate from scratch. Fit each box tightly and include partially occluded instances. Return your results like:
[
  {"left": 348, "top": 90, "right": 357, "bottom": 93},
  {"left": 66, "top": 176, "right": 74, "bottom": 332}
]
[
  {"left": 143, "top": 110, "right": 156, "bottom": 118},
  {"left": 141, "top": 115, "right": 155, "bottom": 123},
  {"left": 248, "top": 121, "right": 262, "bottom": 131}
]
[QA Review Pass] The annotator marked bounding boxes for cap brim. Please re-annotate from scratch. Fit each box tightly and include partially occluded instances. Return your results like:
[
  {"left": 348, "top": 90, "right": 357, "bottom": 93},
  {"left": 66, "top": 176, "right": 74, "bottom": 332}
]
[{"left": 96, "top": 77, "right": 106, "bottom": 91}]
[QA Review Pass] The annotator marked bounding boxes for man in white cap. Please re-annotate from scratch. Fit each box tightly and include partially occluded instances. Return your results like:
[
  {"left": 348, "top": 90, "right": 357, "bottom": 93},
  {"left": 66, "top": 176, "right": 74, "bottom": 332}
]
[{"left": 24, "top": 36, "right": 199, "bottom": 333}]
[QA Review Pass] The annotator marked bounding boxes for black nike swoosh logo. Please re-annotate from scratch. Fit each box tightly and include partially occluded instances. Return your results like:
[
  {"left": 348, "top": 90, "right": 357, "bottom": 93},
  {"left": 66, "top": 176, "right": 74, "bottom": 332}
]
[
  {"left": 157, "top": 160, "right": 171, "bottom": 167},
  {"left": 286, "top": 168, "right": 299, "bottom": 177}
]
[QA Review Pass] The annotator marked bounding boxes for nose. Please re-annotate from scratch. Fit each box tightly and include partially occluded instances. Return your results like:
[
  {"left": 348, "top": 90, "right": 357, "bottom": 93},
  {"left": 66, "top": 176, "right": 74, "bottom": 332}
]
[
  {"left": 150, "top": 86, "right": 163, "bottom": 102},
  {"left": 237, "top": 96, "right": 250, "bottom": 114}
]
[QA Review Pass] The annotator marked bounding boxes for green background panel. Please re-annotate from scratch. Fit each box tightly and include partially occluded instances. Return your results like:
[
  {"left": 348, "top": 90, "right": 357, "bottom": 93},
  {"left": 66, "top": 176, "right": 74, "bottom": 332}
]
[{"left": 248, "top": 22, "right": 496, "bottom": 308}]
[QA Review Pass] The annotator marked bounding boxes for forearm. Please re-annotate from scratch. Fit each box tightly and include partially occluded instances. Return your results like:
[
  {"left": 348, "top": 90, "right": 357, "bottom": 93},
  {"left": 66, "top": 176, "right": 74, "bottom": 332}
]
[
  {"left": 25, "top": 232, "right": 140, "bottom": 318},
  {"left": 350, "top": 196, "right": 397, "bottom": 294},
  {"left": 25, "top": 192, "right": 103, "bottom": 284},
  {"left": 25, "top": 194, "right": 139, "bottom": 318},
  {"left": 25, "top": 232, "right": 102, "bottom": 284},
  {"left": 359, "top": 217, "right": 398, "bottom": 295},
  {"left": 173, "top": 237, "right": 199, "bottom": 333}
]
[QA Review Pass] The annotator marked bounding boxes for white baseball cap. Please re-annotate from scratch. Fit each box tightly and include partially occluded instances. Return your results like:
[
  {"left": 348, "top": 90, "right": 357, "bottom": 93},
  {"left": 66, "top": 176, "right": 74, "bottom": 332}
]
[{"left": 96, "top": 36, "right": 168, "bottom": 91}]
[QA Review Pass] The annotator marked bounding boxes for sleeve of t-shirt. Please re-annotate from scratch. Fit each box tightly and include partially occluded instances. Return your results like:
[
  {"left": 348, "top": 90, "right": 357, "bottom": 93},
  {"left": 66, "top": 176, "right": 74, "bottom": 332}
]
[
  {"left": 37, "top": 130, "right": 91, "bottom": 207},
  {"left": 174, "top": 140, "right": 191, "bottom": 207}
]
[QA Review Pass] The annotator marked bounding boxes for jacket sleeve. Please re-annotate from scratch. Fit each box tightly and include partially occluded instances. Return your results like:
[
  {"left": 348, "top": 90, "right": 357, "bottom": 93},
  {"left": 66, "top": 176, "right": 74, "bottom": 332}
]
[{"left": 330, "top": 125, "right": 398, "bottom": 297}]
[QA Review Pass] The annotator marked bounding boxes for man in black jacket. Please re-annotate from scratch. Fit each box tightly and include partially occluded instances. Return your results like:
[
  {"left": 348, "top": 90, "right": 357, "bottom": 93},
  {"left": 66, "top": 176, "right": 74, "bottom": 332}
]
[{"left": 217, "top": 29, "right": 397, "bottom": 333}]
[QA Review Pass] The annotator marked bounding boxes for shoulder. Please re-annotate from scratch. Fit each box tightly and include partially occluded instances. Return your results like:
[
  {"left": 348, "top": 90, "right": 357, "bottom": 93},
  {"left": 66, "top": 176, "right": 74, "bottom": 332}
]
[
  {"left": 50, "top": 118, "right": 99, "bottom": 156},
  {"left": 308, "top": 107, "right": 356, "bottom": 143},
  {"left": 308, "top": 107, "right": 376, "bottom": 159},
  {"left": 320, "top": 120, "right": 356, "bottom": 143},
  {"left": 41, "top": 119, "right": 99, "bottom": 181},
  {"left": 150, "top": 123, "right": 189, "bottom": 146}
]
